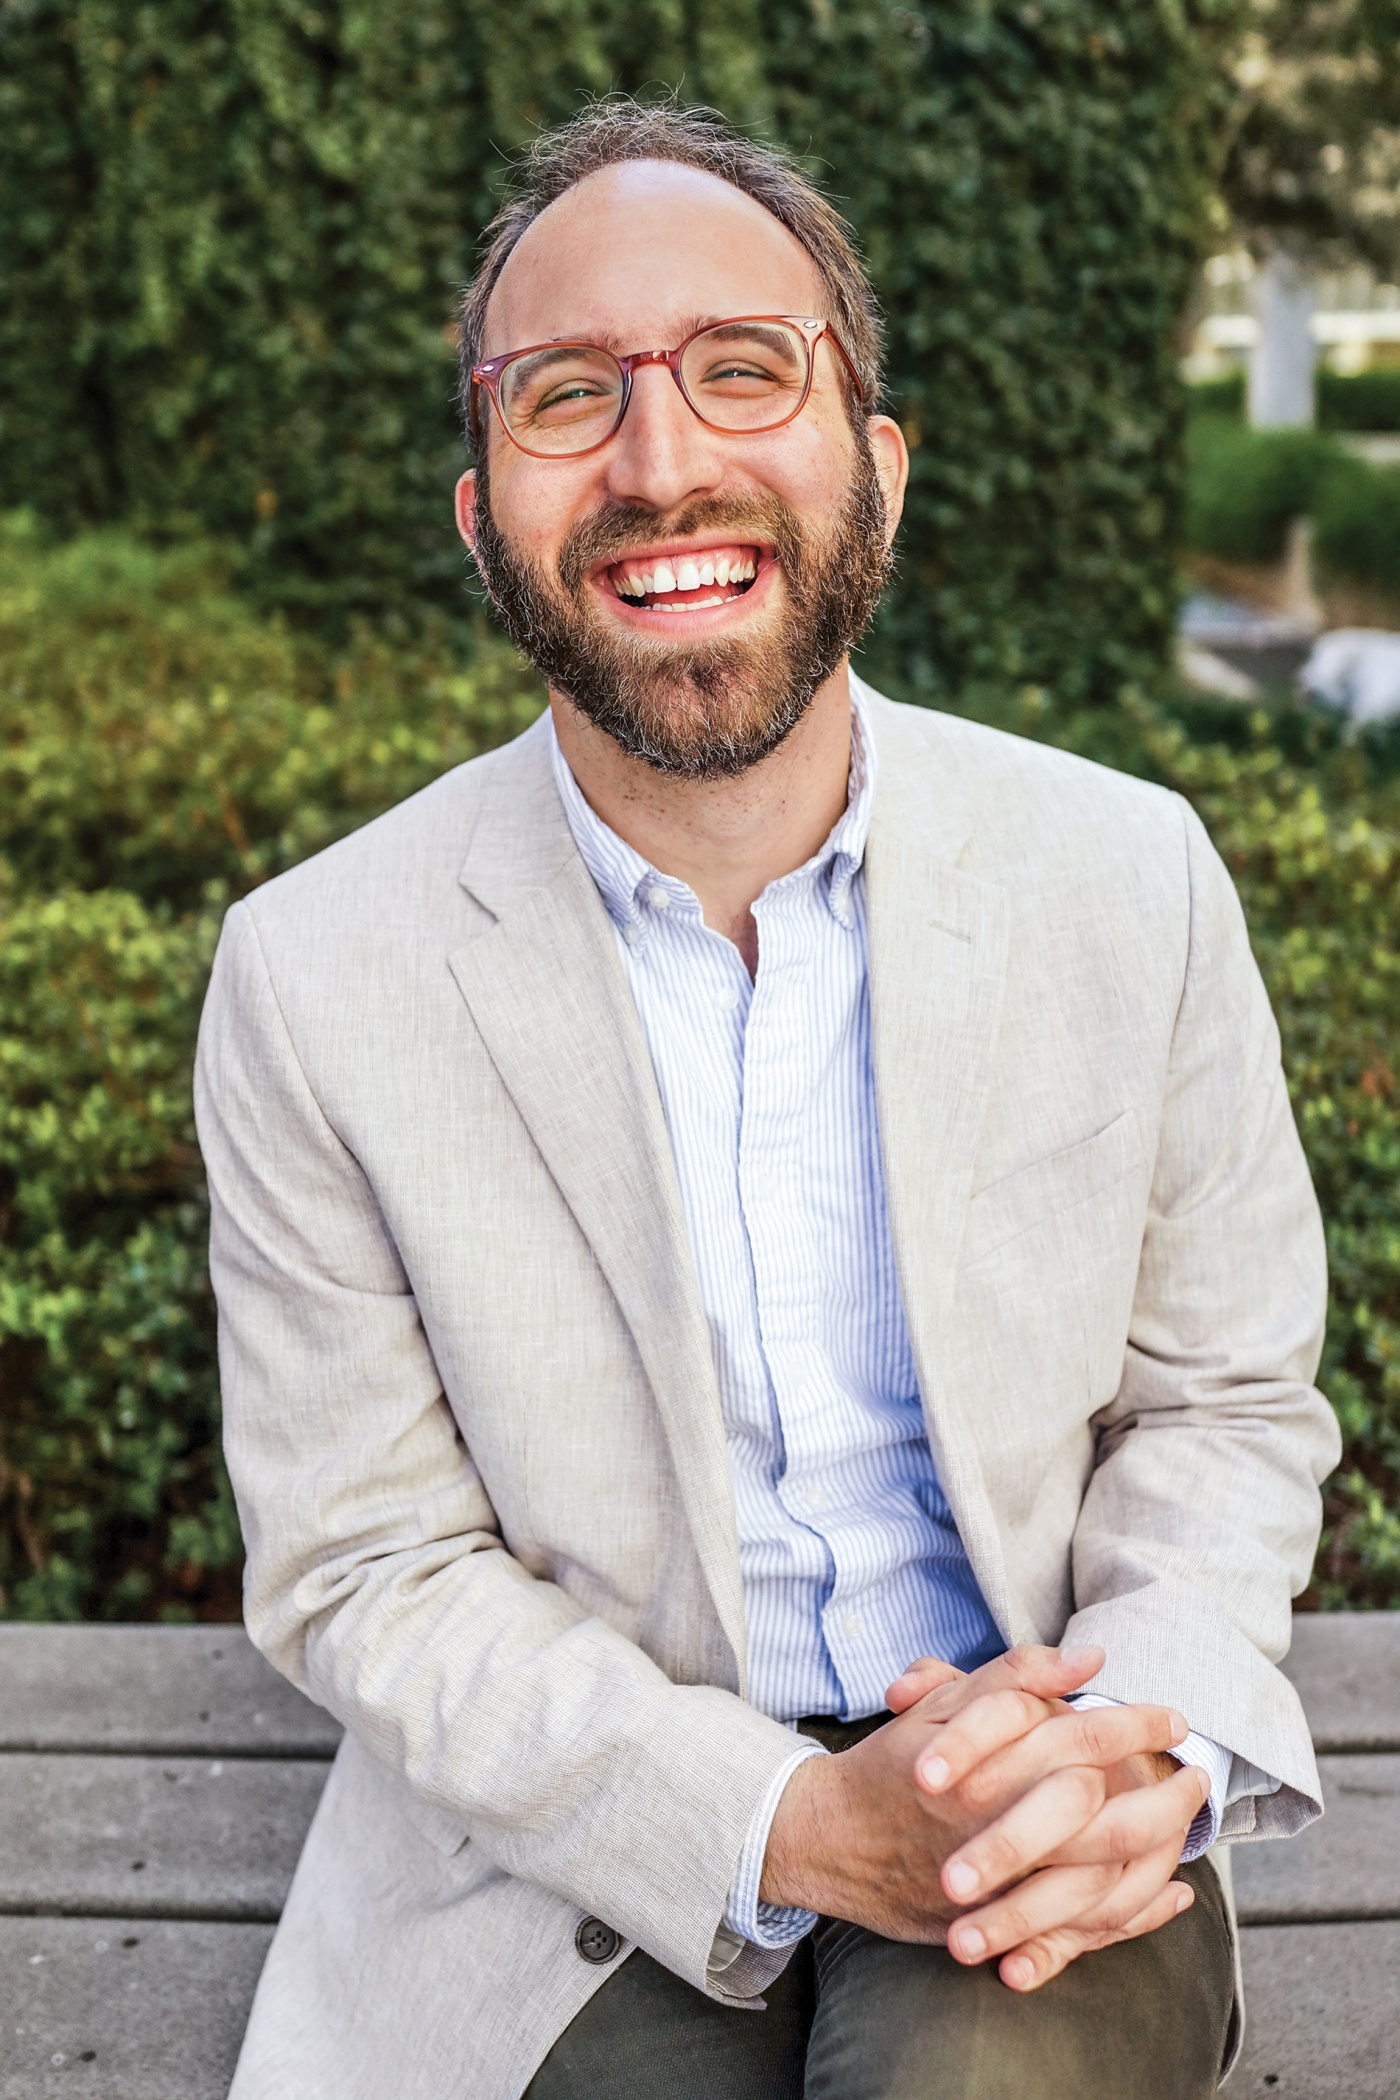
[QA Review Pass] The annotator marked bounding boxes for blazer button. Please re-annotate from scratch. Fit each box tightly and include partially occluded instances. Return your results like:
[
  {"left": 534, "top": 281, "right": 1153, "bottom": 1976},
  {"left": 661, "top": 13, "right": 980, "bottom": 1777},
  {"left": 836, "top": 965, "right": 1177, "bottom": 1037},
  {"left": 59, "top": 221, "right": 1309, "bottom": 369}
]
[{"left": 575, "top": 1917, "right": 622, "bottom": 1964}]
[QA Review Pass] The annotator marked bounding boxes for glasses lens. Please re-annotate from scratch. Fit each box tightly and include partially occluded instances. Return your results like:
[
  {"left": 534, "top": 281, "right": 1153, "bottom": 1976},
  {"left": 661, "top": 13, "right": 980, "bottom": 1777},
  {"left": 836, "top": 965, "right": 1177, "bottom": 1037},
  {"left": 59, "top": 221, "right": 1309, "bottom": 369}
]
[
  {"left": 498, "top": 345, "right": 626, "bottom": 455},
  {"left": 678, "top": 321, "right": 811, "bottom": 431}
]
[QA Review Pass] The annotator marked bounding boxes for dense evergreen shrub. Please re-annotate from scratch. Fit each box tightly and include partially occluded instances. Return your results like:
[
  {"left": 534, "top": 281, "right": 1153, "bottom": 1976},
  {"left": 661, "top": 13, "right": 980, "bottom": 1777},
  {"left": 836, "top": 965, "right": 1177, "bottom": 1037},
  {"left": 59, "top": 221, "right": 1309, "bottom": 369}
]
[
  {"left": 1183, "top": 413, "right": 1400, "bottom": 601},
  {"left": 4, "top": 521, "right": 1397, "bottom": 1616},
  {"left": 1137, "top": 705, "right": 1400, "bottom": 1606},
  {"left": 1313, "top": 459, "right": 1400, "bottom": 601},
  {"left": 0, "top": 518, "right": 541, "bottom": 1618},
  {"left": 1188, "top": 371, "right": 1245, "bottom": 419},
  {"left": 0, "top": 0, "right": 1236, "bottom": 706},
  {"left": 1319, "top": 367, "right": 1400, "bottom": 434},
  {"left": 1184, "top": 415, "right": 1338, "bottom": 564}
]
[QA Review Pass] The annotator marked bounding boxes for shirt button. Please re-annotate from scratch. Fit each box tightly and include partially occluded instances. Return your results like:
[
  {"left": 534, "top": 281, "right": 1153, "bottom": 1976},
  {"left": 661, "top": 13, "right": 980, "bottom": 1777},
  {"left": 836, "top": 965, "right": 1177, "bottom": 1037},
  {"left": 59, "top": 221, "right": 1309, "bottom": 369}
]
[
  {"left": 576, "top": 1917, "right": 622, "bottom": 1964},
  {"left": 806, "top": 1483, "right": 829, "bottom": 1512},
  {"left": 842, "top": 1613, "right": 864, "bottom": 1642},
  {"left": 716, "top": 985, "right": 739, "bottom": 1013},
  {"left": 647, "top": 885, "right": 669, "bottom": 910},
  {"left": 623, "top": 925, "right": 641, "bottom": 947}
]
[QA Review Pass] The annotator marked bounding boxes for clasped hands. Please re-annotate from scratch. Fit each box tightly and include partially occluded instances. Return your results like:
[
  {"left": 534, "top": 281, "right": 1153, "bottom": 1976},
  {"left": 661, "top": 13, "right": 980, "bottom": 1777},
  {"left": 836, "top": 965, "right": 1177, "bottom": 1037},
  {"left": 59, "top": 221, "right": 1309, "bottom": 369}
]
[{"left": 760, "top": 1644, "right": 1210, "bottom": 1993}]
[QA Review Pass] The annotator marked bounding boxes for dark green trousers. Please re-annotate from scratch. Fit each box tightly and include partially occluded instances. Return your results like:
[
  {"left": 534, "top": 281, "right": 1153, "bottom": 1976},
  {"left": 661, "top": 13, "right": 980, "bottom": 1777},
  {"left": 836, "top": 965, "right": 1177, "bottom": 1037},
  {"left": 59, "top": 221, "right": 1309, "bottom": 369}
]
[{"left": 526, "top": 1719, "right": 1238, "bottom": 2100}]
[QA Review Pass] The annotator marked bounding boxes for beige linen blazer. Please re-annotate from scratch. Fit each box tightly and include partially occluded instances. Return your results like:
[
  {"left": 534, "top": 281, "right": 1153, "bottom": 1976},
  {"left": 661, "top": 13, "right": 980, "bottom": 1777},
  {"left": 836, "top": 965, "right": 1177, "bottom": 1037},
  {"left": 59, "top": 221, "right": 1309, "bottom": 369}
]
[{"left": 195, "top": 683, "right": 1339, "bottom": 2100}]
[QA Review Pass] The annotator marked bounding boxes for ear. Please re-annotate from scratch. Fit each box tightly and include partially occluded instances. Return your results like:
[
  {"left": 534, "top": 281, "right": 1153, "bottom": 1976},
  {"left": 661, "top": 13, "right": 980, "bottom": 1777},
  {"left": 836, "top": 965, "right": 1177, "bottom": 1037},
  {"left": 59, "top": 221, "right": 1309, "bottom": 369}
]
[
  {"left": 865, "top": 415, "right": 909, "bottom": 545},
  {"left": 454, "top": 470, "right": 478, "bottom": 558}
]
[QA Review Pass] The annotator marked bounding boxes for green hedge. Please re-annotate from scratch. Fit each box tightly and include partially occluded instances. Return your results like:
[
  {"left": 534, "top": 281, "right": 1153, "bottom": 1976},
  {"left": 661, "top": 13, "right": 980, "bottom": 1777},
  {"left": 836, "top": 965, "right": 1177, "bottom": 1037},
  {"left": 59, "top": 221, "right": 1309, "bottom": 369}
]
[
  {"left": 1320, "top": 368, "right": 1400, "bottom": 435},
  {"left": 1184, "top": 416, "right": 1337, "bottom": 565},
  {"left": 3, "top": 522, "right": 1398, "bottom": 1617},
  {"left": 1187, "top": 366, "right": 1400, "bottom": 434},
  {"left": 0, "top": 518, "right": 541, "bottom": 1618},
  {"left": 1184, "top": 414, "right": 1400, "bottom": 603},
  {"left": 0, "top": 0, "right": 1235, "bottom": 709}
]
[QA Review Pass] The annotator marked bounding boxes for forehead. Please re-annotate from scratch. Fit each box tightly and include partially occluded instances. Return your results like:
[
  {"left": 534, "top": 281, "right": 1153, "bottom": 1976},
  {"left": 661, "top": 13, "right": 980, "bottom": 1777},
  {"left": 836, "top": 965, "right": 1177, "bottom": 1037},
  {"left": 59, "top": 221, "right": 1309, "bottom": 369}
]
[{"left": 483, "top": 159, "right": 824, "bottom": 357}]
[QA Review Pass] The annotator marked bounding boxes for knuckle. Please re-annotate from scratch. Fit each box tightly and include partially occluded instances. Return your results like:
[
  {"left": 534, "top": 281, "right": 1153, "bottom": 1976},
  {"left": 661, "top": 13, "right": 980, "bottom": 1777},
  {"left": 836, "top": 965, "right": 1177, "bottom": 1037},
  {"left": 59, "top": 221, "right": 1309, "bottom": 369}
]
[
  {"left": 1077, "top": 1711, "right": 1117, "bottom": 1762},
  {"left": 1072, "top": 1764, "right": 1107, "bottom": 1814}
]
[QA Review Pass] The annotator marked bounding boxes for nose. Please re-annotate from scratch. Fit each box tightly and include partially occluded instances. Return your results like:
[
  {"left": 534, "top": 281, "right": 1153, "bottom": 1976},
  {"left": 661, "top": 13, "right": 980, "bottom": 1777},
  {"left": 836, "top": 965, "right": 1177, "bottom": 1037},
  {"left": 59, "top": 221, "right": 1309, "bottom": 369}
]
[{"left": 601, "top": 360, "right": 727, "bottom": 513}]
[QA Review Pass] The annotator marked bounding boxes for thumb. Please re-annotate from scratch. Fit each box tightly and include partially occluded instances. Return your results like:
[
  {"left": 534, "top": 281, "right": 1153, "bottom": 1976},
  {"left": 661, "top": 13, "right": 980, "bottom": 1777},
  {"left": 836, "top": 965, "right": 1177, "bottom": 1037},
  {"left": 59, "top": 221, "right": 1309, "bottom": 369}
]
[{"left": 886, "top": 1656, "right": 964, "bottom": 1713}]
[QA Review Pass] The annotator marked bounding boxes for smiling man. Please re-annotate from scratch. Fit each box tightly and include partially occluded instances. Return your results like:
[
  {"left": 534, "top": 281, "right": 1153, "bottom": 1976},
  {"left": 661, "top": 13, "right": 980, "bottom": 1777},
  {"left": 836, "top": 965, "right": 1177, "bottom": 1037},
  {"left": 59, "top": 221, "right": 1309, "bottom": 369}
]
[{"left": 196, "top": 100, "right": 1339, "bottom": 2100}]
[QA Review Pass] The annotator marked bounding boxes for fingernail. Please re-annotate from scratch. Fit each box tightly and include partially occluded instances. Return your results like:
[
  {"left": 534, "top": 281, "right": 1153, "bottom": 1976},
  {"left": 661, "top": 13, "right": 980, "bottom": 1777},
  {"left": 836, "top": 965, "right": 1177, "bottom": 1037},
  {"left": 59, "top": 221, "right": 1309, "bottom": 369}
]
[
  {"left": 1003, "top": 1956, "right": 1032, "bottom": 1988},
  {"left": 945, "top": 1860, "right": 979, "bottom": 1900},
  {"left": 1168, "top": 1710, "right": 1188, "bottom": 1739},
  {"left": 918, "top": 1753, "right": 951, "bottom": 1792},
  {"left": 956, "top": 1926, "right": 985, "bottom": 1961},
  {"left": 1175, "top": 1887, "right": 1193, "bottom": 1915},
  {"left": 1059, "top": 1646, "right": 1101, "bottom": 1672}
]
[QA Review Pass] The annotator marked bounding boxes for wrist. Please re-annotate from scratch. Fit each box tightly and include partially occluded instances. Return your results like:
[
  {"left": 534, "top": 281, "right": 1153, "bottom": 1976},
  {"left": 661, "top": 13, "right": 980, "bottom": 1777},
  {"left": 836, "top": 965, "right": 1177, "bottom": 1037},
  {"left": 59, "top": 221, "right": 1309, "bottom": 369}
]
[{"left": 759, "top": 1747, "right": 844, "bottom": 1911}]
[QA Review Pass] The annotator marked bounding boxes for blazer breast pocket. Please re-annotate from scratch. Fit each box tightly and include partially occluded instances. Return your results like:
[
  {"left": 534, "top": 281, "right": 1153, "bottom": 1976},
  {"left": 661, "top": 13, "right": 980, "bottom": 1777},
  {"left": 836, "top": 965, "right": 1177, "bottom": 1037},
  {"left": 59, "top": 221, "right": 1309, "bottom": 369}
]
[{"left": 961, "top": 1109, "right": 1143, "bottom": 1271}]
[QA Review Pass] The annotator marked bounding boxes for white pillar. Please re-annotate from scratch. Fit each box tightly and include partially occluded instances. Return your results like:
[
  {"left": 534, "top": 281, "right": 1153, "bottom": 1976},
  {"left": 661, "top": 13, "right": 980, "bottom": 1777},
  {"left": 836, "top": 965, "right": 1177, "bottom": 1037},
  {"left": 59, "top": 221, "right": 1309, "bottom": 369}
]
[{"left": 1248, "top": 250, "right": 1317, "bottom": 427}]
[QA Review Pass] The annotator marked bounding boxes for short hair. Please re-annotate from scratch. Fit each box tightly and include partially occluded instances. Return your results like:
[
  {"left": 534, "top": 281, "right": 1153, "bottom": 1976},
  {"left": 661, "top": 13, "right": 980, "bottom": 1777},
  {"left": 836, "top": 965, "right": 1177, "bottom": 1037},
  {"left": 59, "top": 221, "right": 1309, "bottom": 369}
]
[{"left": 457, "top": 96, "right": 883, "bottom": 455}]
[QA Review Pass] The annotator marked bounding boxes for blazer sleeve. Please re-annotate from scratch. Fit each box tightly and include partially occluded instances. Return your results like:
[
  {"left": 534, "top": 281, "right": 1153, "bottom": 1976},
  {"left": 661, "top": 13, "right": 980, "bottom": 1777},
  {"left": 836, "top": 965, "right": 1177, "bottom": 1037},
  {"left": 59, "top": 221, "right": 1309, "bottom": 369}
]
[
  {"left": 1065, "top": 796, "right": 1341, "bottom": 1841},
  {"left": 194, "top": 900, "right": 803, "bottom": 1999}
]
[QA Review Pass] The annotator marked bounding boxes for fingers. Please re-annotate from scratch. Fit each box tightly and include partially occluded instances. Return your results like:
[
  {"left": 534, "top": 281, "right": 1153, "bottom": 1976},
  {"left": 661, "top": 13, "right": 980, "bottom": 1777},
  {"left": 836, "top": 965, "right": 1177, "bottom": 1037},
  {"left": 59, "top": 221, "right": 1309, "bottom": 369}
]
[
  {"left": 891, "top": 1643, "right": 1104, "bottom": 1725},
  {"left": 885, "top": 1657, "right": 964, "bottom": 1714},
  {"left": 1049, "top": 1764, "right": 1209, "bottom": 1867},
  {"left": 917, "top": 1695, "right": 1188, "bottom": 1800},
  {"left": 946, "top": 1859, "right": 1119, "bottom": 1965},
  {"left": 1000, "top": 1874, "right": 1193, "bottom": 1991},
  {"left": 941, "top": 1764, "right": 1109, "bottom": 1905},
  {"left": 950, "top": 1831, "right": 1182, "bottom": 1966}
]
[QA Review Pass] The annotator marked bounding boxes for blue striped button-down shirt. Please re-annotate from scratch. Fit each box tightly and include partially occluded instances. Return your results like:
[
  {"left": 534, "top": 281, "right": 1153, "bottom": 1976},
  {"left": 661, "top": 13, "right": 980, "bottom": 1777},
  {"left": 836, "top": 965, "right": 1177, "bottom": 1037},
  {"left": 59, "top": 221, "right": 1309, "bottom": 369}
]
[
  {"left": 550, "top": 695, "right": 1005, "bottom": 1726},
  {"left": 549, "top": 685, "right": 1238, "bottom": 1948}
]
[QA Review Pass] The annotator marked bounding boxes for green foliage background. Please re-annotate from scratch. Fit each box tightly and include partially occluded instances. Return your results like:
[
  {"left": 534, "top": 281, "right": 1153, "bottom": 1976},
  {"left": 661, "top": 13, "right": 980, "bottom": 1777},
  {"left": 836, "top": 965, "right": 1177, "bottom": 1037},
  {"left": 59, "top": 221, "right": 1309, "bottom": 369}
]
[
  {"left": 0, "top": 519, "right": 541, "bottom": 1617},
  {"left": 1, "top": 0, "right": 1237, "bottom": 702},
  {"left": 2, "top": 2, "right": 1396, "bottom": 1619}
]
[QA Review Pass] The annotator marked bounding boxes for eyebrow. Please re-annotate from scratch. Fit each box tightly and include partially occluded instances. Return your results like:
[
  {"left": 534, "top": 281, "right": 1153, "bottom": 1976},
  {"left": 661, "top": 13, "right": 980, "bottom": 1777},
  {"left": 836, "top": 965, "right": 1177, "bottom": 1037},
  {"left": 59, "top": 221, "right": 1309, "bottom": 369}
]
[{"left": 511, "top": 314, "right": 727, "bottom": 358}]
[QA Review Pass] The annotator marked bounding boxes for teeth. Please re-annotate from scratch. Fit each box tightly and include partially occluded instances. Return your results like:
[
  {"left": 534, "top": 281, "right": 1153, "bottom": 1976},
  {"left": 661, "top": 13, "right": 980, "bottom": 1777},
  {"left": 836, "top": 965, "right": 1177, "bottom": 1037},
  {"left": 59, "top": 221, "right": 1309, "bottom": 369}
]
[{"left": 611, "top": 548, "right": 759, "bottom": 602}]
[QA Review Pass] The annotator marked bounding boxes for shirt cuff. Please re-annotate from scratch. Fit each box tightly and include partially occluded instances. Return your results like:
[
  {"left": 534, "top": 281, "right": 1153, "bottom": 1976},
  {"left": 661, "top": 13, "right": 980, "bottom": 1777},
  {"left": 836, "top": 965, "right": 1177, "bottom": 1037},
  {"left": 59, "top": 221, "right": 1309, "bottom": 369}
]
[
  {"left": 712, "top": 1741, "right": 826, "bottom": 1967},
  {"left": 1069, "top": 1692, "right": 1280, "bottom": 1861}
]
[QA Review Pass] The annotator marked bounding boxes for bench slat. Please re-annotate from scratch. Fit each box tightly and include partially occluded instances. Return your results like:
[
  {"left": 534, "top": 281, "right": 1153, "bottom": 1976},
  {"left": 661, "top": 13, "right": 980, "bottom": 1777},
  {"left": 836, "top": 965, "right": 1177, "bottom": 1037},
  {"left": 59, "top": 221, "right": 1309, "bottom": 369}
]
[
  {"left": 0, "top": 1755, "right": 327, "bottom": 1923},
  {"left": 0, "top": 1916, "right": 271, "bottom": 2100},
  {"left": 1233, "top": 1918, "right": 1400, "bottom": 2098},
  {"left": 1233, "top": 1753, "right": 1400, "bottom": 1924},
  {"left": 3, "top": 1610, "right": 1393, "bottom": 1754},
  {"left": 1281, "top": 1613, "right": 1400, "bottom": 1752},
  {"left": 0, "top": 1627, "right": 340, "bottom": 1757},
  {"left": 1, "top": 1914, "right": 1395, "bottom": 2100}
]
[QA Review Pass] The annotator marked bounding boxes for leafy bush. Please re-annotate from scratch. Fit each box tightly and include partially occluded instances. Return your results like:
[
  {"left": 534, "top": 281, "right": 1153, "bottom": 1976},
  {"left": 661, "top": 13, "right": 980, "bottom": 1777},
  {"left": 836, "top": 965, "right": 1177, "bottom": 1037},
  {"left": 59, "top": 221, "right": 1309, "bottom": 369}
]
[
  {"left": 1134, "top": 706, "right": 1400, "bottom": 1607},
  {"left": 4, "top": 522, "right": 1398, "bottom": 1617},
  {"left": 0, "top": 520, "right": 541, "bottom": 1619},
  {"left": 1184, "top": 415, "right": 1339, "bottom": 564},
  {"left": 1319, "top": 367, "right": 1400, "bottom": 434},
  {"left": 1187, "top": 372, "right": 1245, "bottom": 419},
  {"left": 1313, "top": 458, "right": 1400, "bottom": 603},
  {"left": 1182, "top": 410, "right": 1400, "bottom": 602},
  {"left": 0, "top": 0, "right": 1237, "bottom": 709}
]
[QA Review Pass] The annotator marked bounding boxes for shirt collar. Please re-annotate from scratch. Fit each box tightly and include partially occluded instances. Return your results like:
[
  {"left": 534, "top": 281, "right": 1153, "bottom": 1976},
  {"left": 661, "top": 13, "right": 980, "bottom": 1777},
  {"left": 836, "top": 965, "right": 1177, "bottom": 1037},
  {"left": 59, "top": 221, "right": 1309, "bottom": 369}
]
[{"left": 548, "top": 682, "right": 878, "bottom": 941}]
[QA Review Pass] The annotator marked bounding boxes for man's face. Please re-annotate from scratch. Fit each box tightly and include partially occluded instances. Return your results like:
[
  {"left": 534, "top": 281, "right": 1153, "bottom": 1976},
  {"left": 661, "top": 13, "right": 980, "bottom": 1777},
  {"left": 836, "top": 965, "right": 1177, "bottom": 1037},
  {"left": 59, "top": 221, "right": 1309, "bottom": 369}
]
[{"left": 457, "top": 161, "right": 907, "bottom": 779}]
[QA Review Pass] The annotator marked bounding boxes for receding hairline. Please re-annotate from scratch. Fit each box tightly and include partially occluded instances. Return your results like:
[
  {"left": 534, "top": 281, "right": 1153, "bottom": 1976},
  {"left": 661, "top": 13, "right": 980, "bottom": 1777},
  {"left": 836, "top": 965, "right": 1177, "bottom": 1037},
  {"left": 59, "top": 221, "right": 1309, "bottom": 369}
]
[{"left": 480, "top": 157, "right": 825, "bottom": 356}]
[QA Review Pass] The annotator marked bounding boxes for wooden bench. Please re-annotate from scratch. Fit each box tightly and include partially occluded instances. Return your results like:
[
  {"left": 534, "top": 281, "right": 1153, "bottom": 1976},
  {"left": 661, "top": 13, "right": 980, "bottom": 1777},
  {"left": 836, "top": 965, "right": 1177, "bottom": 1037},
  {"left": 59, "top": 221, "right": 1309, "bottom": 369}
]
[{"left": 1, "top": 1616, "right": 1396, "bottom": 2098}]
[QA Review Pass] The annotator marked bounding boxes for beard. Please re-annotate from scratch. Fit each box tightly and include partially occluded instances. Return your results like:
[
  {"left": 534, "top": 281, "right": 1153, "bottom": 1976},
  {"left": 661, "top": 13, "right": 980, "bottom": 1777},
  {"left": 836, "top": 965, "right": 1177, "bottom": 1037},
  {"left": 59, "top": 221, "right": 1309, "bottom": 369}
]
[{"left": 469, "top": 430, "right": 893, "bottom": 780}]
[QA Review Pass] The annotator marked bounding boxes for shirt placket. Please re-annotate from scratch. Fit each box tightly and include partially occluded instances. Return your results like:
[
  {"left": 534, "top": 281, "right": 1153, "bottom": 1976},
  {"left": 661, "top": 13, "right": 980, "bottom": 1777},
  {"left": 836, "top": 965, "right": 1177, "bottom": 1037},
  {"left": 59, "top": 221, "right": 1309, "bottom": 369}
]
[{"left": 740, "top": 866, "right": 870, "bottom": 1717}]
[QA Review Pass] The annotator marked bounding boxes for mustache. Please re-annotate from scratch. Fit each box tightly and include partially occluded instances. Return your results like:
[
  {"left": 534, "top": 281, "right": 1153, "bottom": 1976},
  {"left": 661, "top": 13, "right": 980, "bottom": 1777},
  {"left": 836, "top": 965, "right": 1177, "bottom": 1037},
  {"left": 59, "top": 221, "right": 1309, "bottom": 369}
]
[{"left": 557, "top": 494, "right": 805, "bottom": 596}]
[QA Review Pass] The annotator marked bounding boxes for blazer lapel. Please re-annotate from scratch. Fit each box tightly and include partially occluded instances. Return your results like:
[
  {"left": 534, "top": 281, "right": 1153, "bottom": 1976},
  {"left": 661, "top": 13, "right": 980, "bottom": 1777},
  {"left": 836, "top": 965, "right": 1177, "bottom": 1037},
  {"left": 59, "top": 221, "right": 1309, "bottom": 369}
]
[
  {"left": 447, "top": 727, "right": 749, "bottom": 1690},
  {"left": 862, "top": 692, "right": 1019, "bottom": 1638}
]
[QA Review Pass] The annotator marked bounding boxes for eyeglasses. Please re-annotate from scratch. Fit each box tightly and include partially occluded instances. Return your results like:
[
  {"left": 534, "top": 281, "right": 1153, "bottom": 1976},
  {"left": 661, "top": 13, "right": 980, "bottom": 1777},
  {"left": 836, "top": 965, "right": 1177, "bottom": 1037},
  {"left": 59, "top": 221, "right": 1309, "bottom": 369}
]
[{"left": 471, "top": 315, "right": 863, "bottom": 460}]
